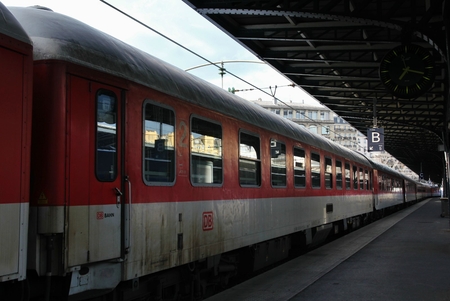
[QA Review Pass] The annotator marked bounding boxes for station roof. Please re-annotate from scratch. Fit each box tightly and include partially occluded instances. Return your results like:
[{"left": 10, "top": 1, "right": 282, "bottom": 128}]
[{"left": 183, "top": 0, "right": 448, "bottom": 183}]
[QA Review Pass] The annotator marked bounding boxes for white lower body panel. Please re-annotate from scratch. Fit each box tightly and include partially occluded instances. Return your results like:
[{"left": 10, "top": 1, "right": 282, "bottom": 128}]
[
  {"left": 0, "top": 202, "right": 28, "bottom": 282},
  {"left": 124, "top": 194, "right": 372, "bottom": 280}
]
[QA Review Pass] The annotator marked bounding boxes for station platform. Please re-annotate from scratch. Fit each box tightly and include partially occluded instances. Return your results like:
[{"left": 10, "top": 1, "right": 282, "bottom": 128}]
[{"left": 207, "top": 198, "right": 450, "bottom": 301}]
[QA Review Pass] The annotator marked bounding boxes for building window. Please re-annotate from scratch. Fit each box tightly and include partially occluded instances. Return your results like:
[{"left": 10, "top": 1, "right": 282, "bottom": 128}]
[
  {"left": 191, "top": 117, "right": 222, "bottom": 185},
  {"left": 270, "top": 139, "right": 286, "bottom": 187},
  {"left": 309, "top": 125, "right": 318, "bottom": 134},
  {"left": 322, "top": 126, "right": 329, "bottom": 135},
  {"left": 239, "top": 131, "right": 261, "bottom": 186},
  {"left": 143, "top": 101, "right": 175, "bottom": 184},
  {"left": 287, "top": 110, "right": 292, "bottom": 119},
  {"left": 310, "top": 111, "right": 317, "bottom": 119}
]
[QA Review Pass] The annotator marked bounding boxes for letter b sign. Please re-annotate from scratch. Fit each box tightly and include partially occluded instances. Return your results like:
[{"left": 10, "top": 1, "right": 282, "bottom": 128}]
[{"left": 367, "top": 128, "right": 384, "bottom": 152}]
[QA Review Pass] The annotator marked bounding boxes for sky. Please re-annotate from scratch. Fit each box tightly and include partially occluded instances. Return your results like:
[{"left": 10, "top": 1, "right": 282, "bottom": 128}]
[{"left": 3, "top": 0, "right": 321, "bottom": 106}]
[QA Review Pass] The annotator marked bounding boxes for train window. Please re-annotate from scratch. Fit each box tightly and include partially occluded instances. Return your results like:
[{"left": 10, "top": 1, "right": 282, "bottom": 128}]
[
  {"left": 365, "top": 170, "right": 370, "bottom": 190},
  {"left": 325, "top": 157, "right": 332, "bottom": 189},
  {"left": 96, "top": 90, "right": 117, "bottom": 182},
  {"left": 191, "top": 117, "right": 222, "bottom": 185},
  {"left": 143, "top": 101, "right": 175, "bottom": 184},
  {"left": 353, "top": 165, "right": 358, "bottom": 190},
  {"left": 345, "top": 162, "right": 351, "bottom": 189},
  {"left": 239, "top": 131, "right": 261, "bottom": 186},
  {"left": 311, "top": 152, "right": 320, "bottom": 188},
  {"left": 359, "top": 168, "right": 364, "bottom": 190},
  {"left": 293, "top": 147, "right": 305, "bottom": 188},
  {"left": 379, "top": 175, "right": 384, "bottom": 191},
  {"left": 336, "top": 160, "right": 342, "bottom": 189},
  {"left": 270, "top": 139, "right": 286, "bottom": 187}
]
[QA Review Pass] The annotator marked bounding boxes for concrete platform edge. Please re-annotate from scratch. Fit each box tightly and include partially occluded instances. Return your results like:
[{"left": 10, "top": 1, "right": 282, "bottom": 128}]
[{"left": 206, "top": 199, "right": 431, "bottom": 301}]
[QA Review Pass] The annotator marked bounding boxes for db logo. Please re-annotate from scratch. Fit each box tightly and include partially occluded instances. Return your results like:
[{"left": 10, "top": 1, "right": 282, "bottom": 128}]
[
  {"left": 97, "top": 211, "right": 104, "bottom": 220},
  {"left": 202, "top": 211, "right": 213, "bottom": 231}
]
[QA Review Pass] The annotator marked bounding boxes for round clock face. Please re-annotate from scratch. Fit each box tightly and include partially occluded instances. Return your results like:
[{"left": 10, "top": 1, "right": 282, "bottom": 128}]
[{"left": 379, "top": 44, "right": 434, "bottom": 99}]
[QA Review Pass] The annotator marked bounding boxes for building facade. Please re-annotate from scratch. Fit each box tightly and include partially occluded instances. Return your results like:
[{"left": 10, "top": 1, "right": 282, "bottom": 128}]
[{"left": 251, "top": 99, "right": 364, "bottom": 152}]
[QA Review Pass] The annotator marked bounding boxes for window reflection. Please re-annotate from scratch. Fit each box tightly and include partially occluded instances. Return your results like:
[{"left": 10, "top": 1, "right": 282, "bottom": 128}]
[
  {"left": 96, "top": 91, "right": 117, "bottom": 181},
  {"left": 191, "top": 117, "right": 222, "bottom": 185},
  {"left": 143, "top": 102, "right": 175, "bottom": 183}
]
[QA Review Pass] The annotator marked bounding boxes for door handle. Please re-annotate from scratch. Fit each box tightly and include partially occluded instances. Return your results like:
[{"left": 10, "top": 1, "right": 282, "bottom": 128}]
[{"left": 114, "top": 187, "right": 123, "bottom": 208}]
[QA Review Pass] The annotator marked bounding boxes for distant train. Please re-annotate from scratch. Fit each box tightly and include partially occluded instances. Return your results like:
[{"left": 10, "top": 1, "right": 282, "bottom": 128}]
[{"left": 0, "top": 4, "right": 439, "bottom": 301}]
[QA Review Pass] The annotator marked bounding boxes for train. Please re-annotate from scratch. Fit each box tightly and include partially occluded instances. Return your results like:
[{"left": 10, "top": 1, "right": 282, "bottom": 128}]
[{"left": 0, "top": 3, "right": 439, "bottom": 301}]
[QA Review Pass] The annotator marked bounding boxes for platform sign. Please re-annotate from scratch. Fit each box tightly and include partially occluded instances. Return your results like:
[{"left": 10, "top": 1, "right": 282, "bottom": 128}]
[{"left": 367, "top": 128, "right": 384, "bottom": 152}]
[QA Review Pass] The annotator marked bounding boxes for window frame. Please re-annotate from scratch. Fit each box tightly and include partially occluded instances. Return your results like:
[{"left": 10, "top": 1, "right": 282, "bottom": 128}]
[
  {"left": 336, "top": 160, "right": 343, "bottom": 190},
  {"left": 311, "top": 152, "right": 321, "bottom": 189},
  {"left": 95, "top": 89, "right": 118, "bottom": 182},
  {"left": 270, "top": 139, "right": 287, "bottom": 187},
  {"left": 142, "top": 99, "right": 176, "bottom": 186},
  {"left": 190, "top": 115, "right": 223, "bottom": 187},
  {"left": 345, "top": 162, "right": 351, "bottom": 189},
  {"left": 359, "top": 167, "right": 364, "bottom": 190},
  {"left": 239, "top": 130, "right": 261, "bottom": 187},
  {"left": 293, "top": 146, "right": 306, "bottom": 188},
  {"left": 353, "top": 165, "right": 359, "bottom": 190},
  {"left": 365, "top": 169, "right": 370, "bottom": 190},
  {"left": 325, "top": 156, "right": 333, "bottom": 189}
]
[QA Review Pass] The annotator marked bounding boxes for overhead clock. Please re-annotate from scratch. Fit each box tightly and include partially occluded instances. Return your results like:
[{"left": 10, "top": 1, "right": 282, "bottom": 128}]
[{"left": 379, "top": 43, "right": 434, "bottom": 99}]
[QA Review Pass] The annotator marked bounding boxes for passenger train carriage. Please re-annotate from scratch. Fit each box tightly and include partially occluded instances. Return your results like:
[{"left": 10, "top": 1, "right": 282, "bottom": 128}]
[
  {"left": 0, "top": 4, "right": 438, "bottom": 301},
  {"left": 0, "top": 2, "right": 32, "bottom": 287}
]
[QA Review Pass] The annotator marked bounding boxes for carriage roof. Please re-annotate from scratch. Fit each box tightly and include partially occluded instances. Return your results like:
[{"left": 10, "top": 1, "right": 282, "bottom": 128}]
[{"left": 10, "top": 6, "right": 370, "bottom": 166}]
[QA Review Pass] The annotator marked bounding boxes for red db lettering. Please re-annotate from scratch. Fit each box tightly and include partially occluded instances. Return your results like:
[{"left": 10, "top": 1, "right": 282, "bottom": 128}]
[{"left": 202, "top": 212, "right": 213, "bottom": 231}]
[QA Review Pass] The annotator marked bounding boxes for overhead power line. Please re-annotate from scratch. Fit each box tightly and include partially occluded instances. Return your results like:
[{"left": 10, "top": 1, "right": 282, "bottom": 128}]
[{"left": 100, "top": 0, "right": 365, "bottom": 150}]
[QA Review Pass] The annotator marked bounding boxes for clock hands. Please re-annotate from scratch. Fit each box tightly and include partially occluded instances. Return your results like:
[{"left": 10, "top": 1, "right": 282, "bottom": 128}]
[
  {"left": 398, "top": 66, "right": 424, "bottom": 80},
  {"left": 398, "top": 54, "right": 425, "bottom": 80},
  {"left": 406, "top": 68, "right": 424, "bottom": 75},
  {"left": 399, "top": 66, "right": 409, "bottom": 80}
]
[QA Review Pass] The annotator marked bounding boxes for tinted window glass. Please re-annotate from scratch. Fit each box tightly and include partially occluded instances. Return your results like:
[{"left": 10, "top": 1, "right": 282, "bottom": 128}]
[
  {"left": 359, "top": 168, "right": 364, "bottom": 190},
  {"left": 325, "top": 157, "right": 332, "bottom": 189},
  {"left": 294, "top": 147, "right": 306, "bottom": 188},
  {"left": 143, "top": 102, "right": 175, "bottom": 184},
  {"left": 96, "top": 90, "right": 117, "bottom": 181},
  {"left": 239, "top": 132, "right": 261, "bottom": 186},
  {"left": 191, "top": 117, "right": 222, "bottom": 185},
  {"left": 353, "top": 165, "right": 358, "bottom": 190},
  {"left": 336, "top": 160, "right": 342, "bottom": 189},
  {"left": 345, "top": 162, "right": 351, "bottom": 189},
  {"left": 311, "top": 152, "right": 320, "bottom": 188},
  {"left": 271, "top": 140, "right": 286, "bottom": 187}
]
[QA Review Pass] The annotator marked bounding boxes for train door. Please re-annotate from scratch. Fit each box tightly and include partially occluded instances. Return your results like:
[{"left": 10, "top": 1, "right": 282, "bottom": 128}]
[
  {"left": 67, "top": 76, "right": 123, "bottom": 267},
  {"left": 0, "top": 43, "right": 30, "bottom": 281}
]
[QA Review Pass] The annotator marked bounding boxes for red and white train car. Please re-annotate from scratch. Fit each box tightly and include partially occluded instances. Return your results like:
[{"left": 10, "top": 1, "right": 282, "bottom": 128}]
[
  {"left": 371, "top": 162, "right": 410, "bottom": 210},
  {"left": 0, "top": 1, "right": 32, "bottom": 288},
  {"left": 4, "top": 5, "right": 435, "bottom": 301}
]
